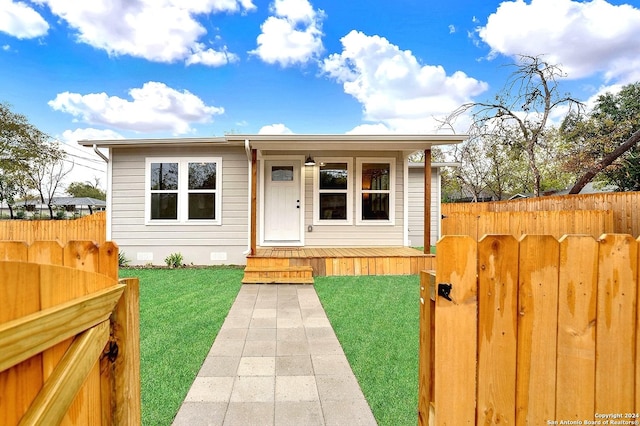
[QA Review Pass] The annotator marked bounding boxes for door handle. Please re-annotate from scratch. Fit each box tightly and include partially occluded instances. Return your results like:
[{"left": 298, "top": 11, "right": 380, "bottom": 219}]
[{"left": 296, "top": 200, "right": 300, "bottom": 209}]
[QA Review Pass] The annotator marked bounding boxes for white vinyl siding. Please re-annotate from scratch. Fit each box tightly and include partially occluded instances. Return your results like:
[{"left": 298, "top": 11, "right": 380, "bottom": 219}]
[{"left": 110, "top": 146, "right": 248, "bottom": 265}]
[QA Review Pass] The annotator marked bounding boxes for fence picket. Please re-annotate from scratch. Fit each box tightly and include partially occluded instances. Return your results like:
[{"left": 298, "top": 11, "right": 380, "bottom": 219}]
[
  {"left": 64, "top": 240, "right": 100, "bottom": 272},
  {"left": 27, "top": 241, "right": 64, "bottom": 264},
  {"left": 556, "top": 235, "right": 598, "bottom": 421},
  {"left": 0, "top": 241, "right": 28, "bottom": 261},
  {"left": 98, "top": 241, "right": 119, "bottom": 279},
  {"left": 435, "top": 236, "right": 477, "bottom": 425},
  {"left": 0, "top": 262, "right": 43, "bottom": 425},
  {"left": 595, "top": 234, "right": 637, "bottom": 413},
  {"left": 477, "top": 235, "right": 519, "bottom": 424},
  {"left": 516, "top": 235, "right": 560, "bottom": 424},
  {"left": 637, "top": 236, "right": 640, "bottom": 414}
]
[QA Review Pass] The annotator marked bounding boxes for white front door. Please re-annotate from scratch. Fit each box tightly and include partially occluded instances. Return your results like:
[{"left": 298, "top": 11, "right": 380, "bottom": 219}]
[{"left": 263, "top": 160, "right": 302, "bottom": 243}]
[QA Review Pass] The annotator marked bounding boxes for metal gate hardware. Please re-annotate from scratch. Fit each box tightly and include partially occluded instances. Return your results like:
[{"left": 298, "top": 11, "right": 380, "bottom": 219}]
[{"left": 438, "top": 283, "right": 453, "bottom": 302}]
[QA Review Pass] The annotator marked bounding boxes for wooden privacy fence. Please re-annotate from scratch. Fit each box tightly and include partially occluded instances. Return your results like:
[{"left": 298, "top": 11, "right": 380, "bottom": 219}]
[
  {"left": 0, "top": 240, "right": 140, "bottom": 425},
  {"left": 442, "top": 209, "right": 615, "bottom": 240},
  {"left": 0, "top": 212, "right": 107, "bottom": 245},
  {"left": 442, "top": 191, "right": 640, "bottom": 236},
  {"left": 419, "top": 234, "right": 640, "bottom": 425}
]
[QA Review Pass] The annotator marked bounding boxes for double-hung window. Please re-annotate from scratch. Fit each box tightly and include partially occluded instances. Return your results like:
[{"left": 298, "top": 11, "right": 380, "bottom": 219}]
[
  {"left": 356, "top": 158, "right": 395, "bottom": 224},
  {"left": 313, "top": 158, "right": 352, "bottom": 224},
  {"left": 146, "top": 157, "right": 221, "bottom": 224}
]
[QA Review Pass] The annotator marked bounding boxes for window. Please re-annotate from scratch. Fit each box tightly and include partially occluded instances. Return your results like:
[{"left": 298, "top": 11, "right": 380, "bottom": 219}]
[
  {"left": 313, "top": 159, "right": 352, "bottom": 224},
  {"left": 150, "top": 162, "right": 178, "bottom": 219},
  {"left": 271, "top": 166, "right": 294, "bottom": 181},
  {"left": 146, "top": 157, "right": 221, "bottom": 224},
  {"left": 188, "top": 162, "right": 217, "bottom": 220},
  {"left": 357, "top": 158, "right": 395, "bottom": 224}
]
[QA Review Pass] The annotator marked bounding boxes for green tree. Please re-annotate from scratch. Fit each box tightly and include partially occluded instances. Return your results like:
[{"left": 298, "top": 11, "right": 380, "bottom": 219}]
[
  {"left": 562, "top": 82, "right": 640, "bottom": 193},
  {"left": 66, "top": 179, "right": 106, "bottom": 200},
  {"left": 1, "top": 102, "right": 62, "bottom": 218}
]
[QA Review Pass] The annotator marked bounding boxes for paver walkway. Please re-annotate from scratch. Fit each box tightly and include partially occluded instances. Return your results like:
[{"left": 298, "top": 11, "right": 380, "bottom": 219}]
[{"left": 172, "top": 284, "right": 377, "bottom": 426}]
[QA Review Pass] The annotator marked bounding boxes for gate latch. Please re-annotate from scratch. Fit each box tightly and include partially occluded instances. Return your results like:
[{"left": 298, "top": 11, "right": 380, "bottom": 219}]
[{"left": 438, "top": 283, "right": 453, "bottom": 302}]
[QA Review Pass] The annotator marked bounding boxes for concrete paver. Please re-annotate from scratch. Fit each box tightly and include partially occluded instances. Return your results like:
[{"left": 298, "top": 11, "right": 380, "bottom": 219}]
[{"left": 172, "top": 285, "right": 377, "bottom": 426}]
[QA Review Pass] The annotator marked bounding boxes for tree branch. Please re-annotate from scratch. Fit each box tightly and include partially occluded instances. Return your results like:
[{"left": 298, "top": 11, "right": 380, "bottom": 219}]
[{"left": 569, "top": 127, "right": 640, "bottom": 194}]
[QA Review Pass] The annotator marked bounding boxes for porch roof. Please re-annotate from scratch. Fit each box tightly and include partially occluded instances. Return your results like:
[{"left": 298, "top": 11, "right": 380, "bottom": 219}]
[{"left": 228, "top": 134, "right": 467, "bottom": 151}]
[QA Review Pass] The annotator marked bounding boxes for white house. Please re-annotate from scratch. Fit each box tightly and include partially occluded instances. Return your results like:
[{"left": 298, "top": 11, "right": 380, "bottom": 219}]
[{"left": 80, "top": 134, "right": 466, "bottom": 266}]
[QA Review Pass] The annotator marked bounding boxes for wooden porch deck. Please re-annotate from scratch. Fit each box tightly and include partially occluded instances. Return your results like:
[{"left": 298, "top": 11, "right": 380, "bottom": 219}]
[{"left": 242, "top": 247, "right": 435, "bottom": 284}]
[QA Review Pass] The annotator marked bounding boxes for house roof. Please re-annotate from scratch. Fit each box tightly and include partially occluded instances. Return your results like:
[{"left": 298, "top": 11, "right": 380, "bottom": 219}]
[
  {"left": 19, "top": 197, "right": 107, "bottom": 206},
  {"left": 51, "top": 197, "right": 106, "bottom": 206},
  {"left": 78, "top": 134, "right": 467, "bottom": 152}
]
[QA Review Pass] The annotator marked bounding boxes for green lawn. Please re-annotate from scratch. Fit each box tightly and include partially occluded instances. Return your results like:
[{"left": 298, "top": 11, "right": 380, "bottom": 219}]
[
  {"left": 119, "top": 267, "right": 243, "bottom": 426},
  {"left": 123, "top": 268, "right": 420, "bottom": 425},
  {"left": 315, "top": 275, "right": 420, "bottom": 426}
]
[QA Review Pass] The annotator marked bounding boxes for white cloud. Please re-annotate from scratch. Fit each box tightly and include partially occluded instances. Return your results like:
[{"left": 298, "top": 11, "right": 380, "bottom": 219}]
[
  {"left": 0, "top": 0, "right": 49, "bottom": 39},
  {"left": 186, "top": 43, "right": 239, "bottom": 66},
  {"left": 32, "top": 0, "right": 254, "bottom": 65},
  {"left": 61, "top": 128, "right": 124, "bottom": 143},
  {"left": 48, "top": 82, "right": 224, "bottom": 135},
  {"left": 478, "top": 0, "right": 640, "bottom": 84},
  {"left": 346, "top": 123, "right": 393, "bottom": 134},
  {"left": 250, "top": 0, "right": 324, "bottom": 66},
  {"left": 449, "top": 25, "right": 456, "bottom": 34},
  {"left": 322, "top": 30, "right": 488, "bottom": 133},
  {"left": 258, "top": 123, "right": 293, "bottom": 134}
]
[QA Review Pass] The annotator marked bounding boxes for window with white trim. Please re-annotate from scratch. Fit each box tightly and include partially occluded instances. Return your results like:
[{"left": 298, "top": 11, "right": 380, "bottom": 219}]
[
  {"left": 356, "top": 158, "right": 395, "bottom": 224},
  {"left": 313, "top": 159, "right": 352, "bottom": 224},
  {"left": 146, "top": 157, "right": 221, "bottom": 224}
]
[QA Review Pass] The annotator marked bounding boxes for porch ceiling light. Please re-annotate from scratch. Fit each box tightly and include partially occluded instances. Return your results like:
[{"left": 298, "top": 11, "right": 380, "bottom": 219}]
[{"left": 305, "top": 155, "right": 316, "bottom": 166}]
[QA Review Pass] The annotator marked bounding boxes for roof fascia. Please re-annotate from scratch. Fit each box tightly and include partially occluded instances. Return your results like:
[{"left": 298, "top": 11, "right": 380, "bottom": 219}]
[{"left": 78, "top": 137, "right": 231, "bottom": 148}]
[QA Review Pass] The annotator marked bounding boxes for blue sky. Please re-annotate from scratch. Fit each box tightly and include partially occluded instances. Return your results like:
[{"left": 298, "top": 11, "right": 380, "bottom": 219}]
[{"left": 1, "top": 0, "right": 640, "bottom": 185}]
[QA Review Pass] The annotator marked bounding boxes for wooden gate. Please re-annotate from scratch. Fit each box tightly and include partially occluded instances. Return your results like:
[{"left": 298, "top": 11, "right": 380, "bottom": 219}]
[
  {"left": 419, "top": 234, "right": 640, "bottom": 425},
  {"left": 0, "top": 241, "right": 140, "bottom": 425}
]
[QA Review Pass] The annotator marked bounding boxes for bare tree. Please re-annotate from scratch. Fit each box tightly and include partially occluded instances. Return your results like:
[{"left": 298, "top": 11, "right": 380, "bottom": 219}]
[
  {"left": 447, "top": 55, "right": 583, "bottom": 196},
  {"left": 25, "top": 154, "right": 73, "bottom": 219}
]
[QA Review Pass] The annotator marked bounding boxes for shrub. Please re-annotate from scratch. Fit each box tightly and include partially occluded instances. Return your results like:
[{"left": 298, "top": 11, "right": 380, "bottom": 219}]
[
  {"left": 164, "top": 253, "right": 184, "bottom": 268},
  {"left": 118, "top": 251, "right": 130, "bottom": 267}
]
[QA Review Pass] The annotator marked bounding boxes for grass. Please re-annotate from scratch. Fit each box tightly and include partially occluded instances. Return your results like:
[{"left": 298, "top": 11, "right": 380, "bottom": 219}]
[
  {"left": 121, "top": 268, "right": 420, "bottom": 425},
  {"left": 315, "top": 275, "right": 420, "bottom": 426},
  {"left": 119, "top": 267, "right": 243, "bottom": 426}
]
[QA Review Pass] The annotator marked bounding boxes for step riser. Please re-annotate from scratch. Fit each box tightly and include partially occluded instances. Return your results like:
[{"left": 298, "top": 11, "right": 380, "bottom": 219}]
[{"left": 242, "top": 265, "right": 314, "bottom": 285}]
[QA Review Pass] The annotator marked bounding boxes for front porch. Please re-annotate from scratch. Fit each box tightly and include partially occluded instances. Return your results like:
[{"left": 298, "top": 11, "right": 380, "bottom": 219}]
[{"left": 242, "top": 247, "right": 435, "bottom": 284}]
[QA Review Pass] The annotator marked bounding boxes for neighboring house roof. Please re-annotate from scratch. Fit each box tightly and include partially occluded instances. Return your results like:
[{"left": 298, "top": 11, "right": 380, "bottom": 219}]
[
  {"left": 18, "top": 197, "right": 106, "bottom": 207},
  {"left": 50, "top": 197, "right": 106, "bottom": 207},
  {"left": 552, "top": 182, "right": 618, "bottom": 195}
]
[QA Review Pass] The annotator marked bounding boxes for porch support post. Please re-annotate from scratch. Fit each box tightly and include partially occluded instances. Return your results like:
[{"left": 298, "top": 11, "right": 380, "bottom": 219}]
[
  {"left": 424, "top": 149, "right": 432, "bottom": 253},
  {"left": 250, "top": 149, "right": 257, "bottom": 255}
]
